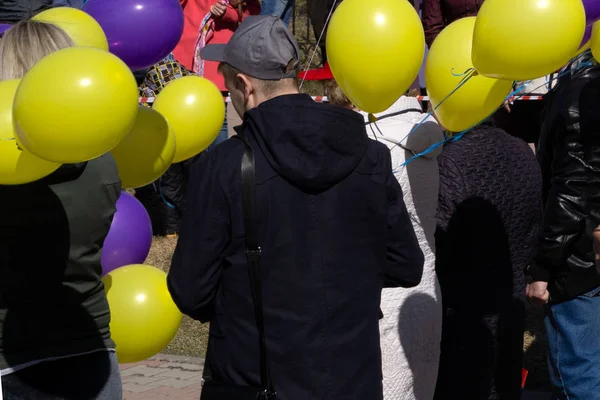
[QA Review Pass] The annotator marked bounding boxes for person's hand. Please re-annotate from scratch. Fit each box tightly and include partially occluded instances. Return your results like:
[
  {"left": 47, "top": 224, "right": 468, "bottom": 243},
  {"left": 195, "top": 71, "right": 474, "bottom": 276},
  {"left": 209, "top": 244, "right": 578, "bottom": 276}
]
[
  {"left": 210, "top": 2, "right": 227, "bottom": 18},
  {"left": 593, "top": 225, "right": 600, "bottom": 275},
  {"left": 503, "top": 100, "right": 511, "bottom": 113},
  {"left": 527, "top": 281, "right": 550, "bottom": 305}
]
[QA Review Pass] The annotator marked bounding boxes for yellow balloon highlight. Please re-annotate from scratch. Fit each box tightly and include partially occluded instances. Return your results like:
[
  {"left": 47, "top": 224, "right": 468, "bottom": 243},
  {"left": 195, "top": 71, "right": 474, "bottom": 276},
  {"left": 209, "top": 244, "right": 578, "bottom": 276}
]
[
  {"left": 153, "top": 76, "right": 225, "bottom": 163},
  {"left": 426, "top": 17, "right": 513, "bottom": 133},
  {"left": 33, "top": 7, "right": 108, "bottom": 50},
  {"left": 111, "top": 106, "right": 176, "bottom": 188},
  {"left": 326, "top": 0, "right": 425, "bottom": 113},
  {"left": 13, "top": 47, "right": 139, "bottom": 163},
  {"left": 103, "top": 264, "right": 182, "bottom": 364},
  {"left": 472, "top": 0, "right": 586, "bottom": 81},
  {"left": 0, "top": 80, "right": 61, "bottom": 185}
]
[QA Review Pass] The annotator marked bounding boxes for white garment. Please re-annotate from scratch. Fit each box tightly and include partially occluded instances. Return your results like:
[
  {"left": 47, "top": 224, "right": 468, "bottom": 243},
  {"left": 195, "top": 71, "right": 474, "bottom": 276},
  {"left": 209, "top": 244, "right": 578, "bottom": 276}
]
[{"left": 363, "top": 97, "right": 443, "bottom": 400}]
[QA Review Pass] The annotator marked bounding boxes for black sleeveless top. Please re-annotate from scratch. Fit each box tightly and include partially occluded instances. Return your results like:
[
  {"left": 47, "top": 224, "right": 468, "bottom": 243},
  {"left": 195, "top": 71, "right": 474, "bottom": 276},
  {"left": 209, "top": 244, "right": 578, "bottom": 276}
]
[{"left": 0, "top": 154, "right": 120, "bottom": 369}]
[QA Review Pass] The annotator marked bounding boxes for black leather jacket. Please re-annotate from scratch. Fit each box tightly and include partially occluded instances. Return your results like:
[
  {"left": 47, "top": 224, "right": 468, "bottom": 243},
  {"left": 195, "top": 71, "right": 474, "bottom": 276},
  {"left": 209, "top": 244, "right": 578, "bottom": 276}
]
[
  {"left": 0, "top": 0, "right": 52, "bottom": 24},
  {"left": 528, "top": 52, "right": 600, "bottom": 302}
]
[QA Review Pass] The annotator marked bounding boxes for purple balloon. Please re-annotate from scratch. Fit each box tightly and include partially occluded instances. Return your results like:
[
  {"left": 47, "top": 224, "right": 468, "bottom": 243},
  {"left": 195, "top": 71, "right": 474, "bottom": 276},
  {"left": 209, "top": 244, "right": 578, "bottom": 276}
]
[
  {"left": 583, "top": 0, "right": 600, "bottom": 24},
  {"left": 83, "top": 0, "right": 184, "bottom": 71},
  {"left": 102, "top": 192, "right": 153, "bottom": 276},
  {"left": 0, "top": 24, "right": 12, "bottom": 37},
  {"left": 581, "top": 24, "right": 593, "bottom": 48}
]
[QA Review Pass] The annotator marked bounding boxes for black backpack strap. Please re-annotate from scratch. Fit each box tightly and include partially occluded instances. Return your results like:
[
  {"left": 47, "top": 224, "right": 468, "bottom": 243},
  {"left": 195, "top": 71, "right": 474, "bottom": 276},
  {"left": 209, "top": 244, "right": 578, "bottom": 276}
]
[{"left": 231, "top": 135, "right": 275, "bottom": 398}]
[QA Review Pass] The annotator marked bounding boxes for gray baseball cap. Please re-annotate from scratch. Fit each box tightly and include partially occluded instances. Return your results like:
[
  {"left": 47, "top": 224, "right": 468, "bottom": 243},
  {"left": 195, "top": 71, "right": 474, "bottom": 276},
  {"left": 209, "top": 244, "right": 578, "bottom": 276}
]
[{"left": 200, "top": 15, "right": 300, "bottom": 80}]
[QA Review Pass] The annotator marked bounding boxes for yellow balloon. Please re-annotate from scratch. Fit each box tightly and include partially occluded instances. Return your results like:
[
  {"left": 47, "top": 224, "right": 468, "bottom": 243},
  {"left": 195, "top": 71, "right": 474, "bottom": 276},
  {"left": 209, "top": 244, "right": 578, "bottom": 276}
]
[
  {"left": 103, "top": 264, "right": 182, "bottom": 364},
  {"left": 153, "top": 76, "right": 224, "bottom": 163},
  {"left": 590, "top": 22, "right": 600, "bottom": 62},
  {"left": 326, "top": 0, "right": 425, "bottom": 114},
  {"left": 13, "top": 47, "right": 139, "bottom": 163},
  {"left": 33, "top": 7, "right": 108, "bottom": 50},
  {"left": 576, "top": 40, "right": 591, "bottom": 58},
  {"left": 426, "top": 17, "right": 513, "bottom": 133},
  {"left": 472, "top": 0, "right": 586, "bottom": 81},
  {"left": 111, "top": 106, "right": 176, "bottom": 188},
  {"left": 0, "top": 80, "right": 61, "bottom": 185}
]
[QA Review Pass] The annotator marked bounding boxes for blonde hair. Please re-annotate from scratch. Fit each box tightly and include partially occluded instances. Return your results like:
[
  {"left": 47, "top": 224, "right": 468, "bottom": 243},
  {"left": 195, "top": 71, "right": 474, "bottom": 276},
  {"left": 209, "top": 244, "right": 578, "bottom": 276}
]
[
  {"left": 0, "top": 20, "right": 74, "bottom": 80},
  {"left": 324, "top": 79, "right": 353, "bottom": 109}
]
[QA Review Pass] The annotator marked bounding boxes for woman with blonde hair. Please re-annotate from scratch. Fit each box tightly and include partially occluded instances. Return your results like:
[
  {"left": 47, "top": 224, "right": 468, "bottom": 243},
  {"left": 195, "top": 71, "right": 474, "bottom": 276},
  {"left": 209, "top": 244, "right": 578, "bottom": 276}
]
[
  {"left": 0, "top": 20, "right": 122, "bottom": 399},
  {"left": 300, "top": 65, "right": 443, "bottom": 400}
]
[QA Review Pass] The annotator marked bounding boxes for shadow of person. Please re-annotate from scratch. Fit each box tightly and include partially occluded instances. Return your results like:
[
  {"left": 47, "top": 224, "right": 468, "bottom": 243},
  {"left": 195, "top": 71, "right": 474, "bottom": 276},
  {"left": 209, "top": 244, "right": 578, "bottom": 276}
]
[
  {"left": 398, "top": 292, "right": 442, "bottom": 400},
  {"left": 404, "top": 120, "right": 443, "bottom": 250},
  {"left": 434, "top": 197, "right": 523, "bottom": 400},
  {"left": 0, "top": 166, "right": 112, "bottom": 399}
]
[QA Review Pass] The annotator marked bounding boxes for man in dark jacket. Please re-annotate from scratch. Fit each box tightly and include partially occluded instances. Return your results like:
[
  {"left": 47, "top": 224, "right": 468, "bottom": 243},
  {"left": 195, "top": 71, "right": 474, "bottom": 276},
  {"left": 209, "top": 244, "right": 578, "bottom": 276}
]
[
  {"left": 421, "top": 0, "right": 484, "bottom": 47},
  {"left": 167, "top": 15, "right": 424, "bottom": 400},
  {"left": 527, "top": 51, "right": 600, "bottom": 399}
]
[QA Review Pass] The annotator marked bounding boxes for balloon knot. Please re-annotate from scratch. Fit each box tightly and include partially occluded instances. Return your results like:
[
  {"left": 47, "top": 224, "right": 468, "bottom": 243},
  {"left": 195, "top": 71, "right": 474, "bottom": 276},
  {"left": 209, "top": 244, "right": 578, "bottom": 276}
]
[{"left": 368, "top": 113, "right": 378, "bottom": 123}]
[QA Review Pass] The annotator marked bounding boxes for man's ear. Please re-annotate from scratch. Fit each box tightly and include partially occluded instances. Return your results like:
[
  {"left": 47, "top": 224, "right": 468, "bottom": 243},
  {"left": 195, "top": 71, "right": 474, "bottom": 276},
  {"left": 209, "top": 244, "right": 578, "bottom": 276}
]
[{"left": 235, "top": 73, "right": 253, "bottom": 99}]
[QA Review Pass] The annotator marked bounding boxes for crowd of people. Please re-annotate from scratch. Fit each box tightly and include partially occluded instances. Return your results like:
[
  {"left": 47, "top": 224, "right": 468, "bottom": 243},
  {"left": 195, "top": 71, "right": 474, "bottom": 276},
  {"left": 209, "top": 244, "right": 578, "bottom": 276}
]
[{"left": 0, "top": 1, "right": 599, "bottom": 400}]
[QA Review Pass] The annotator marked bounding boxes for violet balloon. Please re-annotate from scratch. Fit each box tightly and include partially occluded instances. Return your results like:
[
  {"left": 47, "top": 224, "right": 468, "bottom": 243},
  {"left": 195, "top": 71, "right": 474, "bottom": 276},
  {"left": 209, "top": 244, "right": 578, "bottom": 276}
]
[
  {"left": 0, "top": 24, "right": 11, "bottom": 36},
  {"left": 83, "top": 0, "right": 184, "bottom": 71},
  {"left": 583, "top": 0, "right": 600, "bottom": 24},
  {"left": 102, "top": 192, "right": 153, "bottom": 276},
  {"left": 582, "top": 24, "right": 593, "bottom": 48}
]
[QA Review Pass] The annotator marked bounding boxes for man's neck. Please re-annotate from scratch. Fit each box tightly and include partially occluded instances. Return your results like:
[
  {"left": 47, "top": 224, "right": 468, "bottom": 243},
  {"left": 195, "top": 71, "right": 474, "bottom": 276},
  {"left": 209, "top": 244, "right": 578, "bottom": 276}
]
[{"left": 255, "top": 89, "right": 301, "bottom": 107}]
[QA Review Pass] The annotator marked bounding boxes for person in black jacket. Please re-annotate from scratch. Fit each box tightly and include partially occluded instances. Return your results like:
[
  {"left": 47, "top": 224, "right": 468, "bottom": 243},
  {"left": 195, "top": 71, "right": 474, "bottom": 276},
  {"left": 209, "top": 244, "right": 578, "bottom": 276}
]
[
  {"left": 167, "top": 15, "right": 424, "bottom": 400},
  {"left": 434, "top": 119, "right": 542, "bottom": 399},
  {"left": 526, "top": 50, "right": 600, "bottom": 399},
  {"left": 0, "top": 21, "right": 122, "bottom": 400}
]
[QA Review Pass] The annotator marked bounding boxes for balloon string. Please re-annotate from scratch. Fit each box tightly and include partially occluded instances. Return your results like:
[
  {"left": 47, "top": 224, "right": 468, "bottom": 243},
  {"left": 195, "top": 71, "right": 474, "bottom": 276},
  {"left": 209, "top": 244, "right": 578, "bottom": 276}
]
[
  {"left": 394, "top": 67, "right": 476, "bottom": 148},
  {"left": 153, "top": 181, "right": 176, "bottom": 209},
  {"left": 299, "top": 0, "right": 339, "bottom": 90},
  {"left": 450, "top": 67, "right": 476, "bottom": 77},
  {"left": 398, "top": 58, "right": 597, "bottom": 169}
]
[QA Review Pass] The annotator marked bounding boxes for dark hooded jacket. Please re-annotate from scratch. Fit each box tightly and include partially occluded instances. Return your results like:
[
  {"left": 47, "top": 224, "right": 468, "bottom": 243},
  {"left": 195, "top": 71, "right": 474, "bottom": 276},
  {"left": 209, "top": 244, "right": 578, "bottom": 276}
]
[{"left": 168, "top": 94, "right": 424, "bottom": 400}]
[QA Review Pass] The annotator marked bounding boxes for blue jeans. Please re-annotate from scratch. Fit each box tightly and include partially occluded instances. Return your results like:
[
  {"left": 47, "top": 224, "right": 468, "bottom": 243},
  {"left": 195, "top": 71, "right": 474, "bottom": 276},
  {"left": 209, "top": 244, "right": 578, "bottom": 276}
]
[
  {"left": 1, "top": 351, "right": 122, "bottom": 399},
  {"left": 260, "top": 0, "right": 294, "bottom": 26},
  {"left": 545, "top": 286, "right": 600, "bottom": 399}
]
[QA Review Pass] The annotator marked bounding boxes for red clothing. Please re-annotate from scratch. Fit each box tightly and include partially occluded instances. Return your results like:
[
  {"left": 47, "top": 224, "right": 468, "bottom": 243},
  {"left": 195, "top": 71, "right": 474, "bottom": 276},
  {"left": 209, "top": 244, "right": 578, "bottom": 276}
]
[
  {"left": 421, "top": 0, "right": 483, "bottom": 47},
  {"left": 173, "top": 0, "right": 260, "bottom": 91}
]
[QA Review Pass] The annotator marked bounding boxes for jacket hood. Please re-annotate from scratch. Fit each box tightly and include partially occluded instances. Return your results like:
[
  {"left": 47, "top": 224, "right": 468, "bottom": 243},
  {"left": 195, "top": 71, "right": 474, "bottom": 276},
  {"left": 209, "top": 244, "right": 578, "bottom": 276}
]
[
  {"left": 243, "top": 94, "right": 368, "bottom": 191},
  {"left": 362, "top": 96, "right": 444, "bottom": 159}
]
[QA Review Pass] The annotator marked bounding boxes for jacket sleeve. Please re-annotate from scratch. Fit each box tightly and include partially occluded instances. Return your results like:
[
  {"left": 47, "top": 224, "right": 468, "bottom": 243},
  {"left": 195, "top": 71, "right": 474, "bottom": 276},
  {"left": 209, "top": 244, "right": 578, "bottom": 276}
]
[
  {"left": 220, "top": 2, "right": 240, "bottom": 23},
  {"left": 167, "top": 151, "right": 231, "bottom": 322},
  {"left": 529, "top": 80, "right": 600, "bottom": 282},
  {"left": 384, "top": 151, "right": 424, "bottom": 288},
  {"left": 422, "top": 0, "right": 444, "bottom": 48}
]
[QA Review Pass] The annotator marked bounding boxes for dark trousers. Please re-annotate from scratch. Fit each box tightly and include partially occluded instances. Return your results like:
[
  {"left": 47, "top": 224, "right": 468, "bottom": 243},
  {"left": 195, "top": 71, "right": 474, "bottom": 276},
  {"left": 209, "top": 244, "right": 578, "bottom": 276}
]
[{"left": 307, "top": 0, "right": 338, "bottom": 63}]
